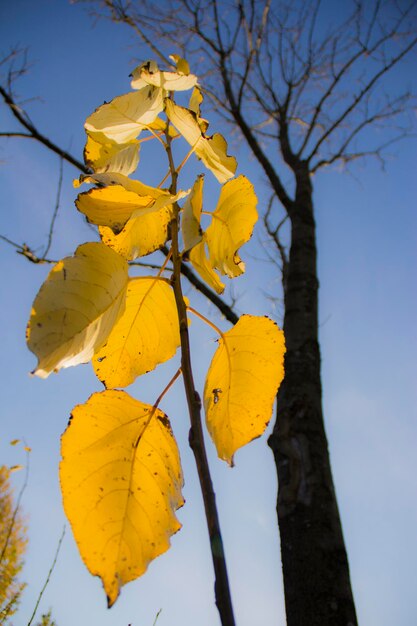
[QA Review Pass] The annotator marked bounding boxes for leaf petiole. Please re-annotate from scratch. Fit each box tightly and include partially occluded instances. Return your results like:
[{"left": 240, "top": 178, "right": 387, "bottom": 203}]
[
  {"left": 186, "top": 305, "right": 225, "bottom": 339},
  {"left": 153, "top": 368, "right": 182, "bottom": 409}
]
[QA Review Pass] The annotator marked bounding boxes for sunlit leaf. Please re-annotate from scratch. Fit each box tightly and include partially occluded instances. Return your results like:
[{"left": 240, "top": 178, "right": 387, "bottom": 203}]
[
  {"left": 85, "top": 87, "right": 164, "bottom": 144},
  {"left": 188, "top": 87, "right": 209, "bottom": 133},
  {"left": 164, "top": 99, "right": 237, "bottom": 183},
  {"left": 93, "top": 278, "right": 180, "bottom": 388},
  {"left": 181, "top": 175, "right": 204, "bottom": 252},
  {"left": 75, "top": 183, "right": 167, "bottom": 233},
  {"left": 60, "top": 390, "right": 184, "bottom": 607},
  {"left": 206, "top": 175, "right": 258, "bottom": 278},
  {"left": 131, "top": 60, "right": 197, "bottom": 91},
  {"left": 188, "top": 239, "right": 225, "bottom": 294},
  {"left": 84, "top": 130, "right": 140, "bottom": 176},
  {"left": 169, "top": 54, "right": 191, "bottom": 76},
  {"left": 99, "top": 189, "right": 189, "bottom": 260},
  {"left": 26, "top": 243, "right": 128, "bottom": 378},
  {"left": 75, "top": 172, "right": 165, "bottom": 196},
  {"left": 204, "top": 315, "right": 285, "bottom": 465}
]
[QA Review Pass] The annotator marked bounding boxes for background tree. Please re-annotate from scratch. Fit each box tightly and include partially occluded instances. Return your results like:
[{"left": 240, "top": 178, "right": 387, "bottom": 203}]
[
  {"left": 79, "top": 1, "right": 416, "bottom": 624},
  {"left": 73, "top": 0, "right": 417, "bottom": 626},
  {"left": 0, "top": 2, "right": 414, "bottom": 623},
  {"left": 0, "top": 465, "right": 27, "bottom": 624}
]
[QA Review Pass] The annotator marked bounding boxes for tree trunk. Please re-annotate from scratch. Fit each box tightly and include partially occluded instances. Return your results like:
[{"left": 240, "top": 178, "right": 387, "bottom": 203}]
[{"left": 268, "top": 167, "right": 358, "bottom": 626}]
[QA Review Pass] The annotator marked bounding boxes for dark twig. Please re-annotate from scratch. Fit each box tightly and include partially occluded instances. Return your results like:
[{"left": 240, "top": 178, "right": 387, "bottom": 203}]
[
  {"left": 42, "top": 157, "right": 64, "bottom": 260},
  {"left": 165, "top": 124, "right": 236, "bottom": 626},
  {"left": 26, "top": 526, "right": 66, "bottom": 626}
]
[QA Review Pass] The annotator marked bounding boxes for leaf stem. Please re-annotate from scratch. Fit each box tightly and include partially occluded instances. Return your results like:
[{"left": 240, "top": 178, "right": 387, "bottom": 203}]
[
  {"left": 187, "top": 305, "right": 225, "bottom": 339},
  {"left": 165, "top": 124, "right": 236, "bottom": 626},
  {"left": 27, "top": 525, "right": 66, "bottom": 626},
  {"left": 153, "top": 368, "right": 182, "bottom": 409}
]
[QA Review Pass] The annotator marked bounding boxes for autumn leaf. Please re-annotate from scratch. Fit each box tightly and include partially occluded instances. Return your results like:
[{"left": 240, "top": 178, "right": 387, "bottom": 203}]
[
  {"left": 93, "top": 278, "right": 180, "bottom": 388},
  {"left": 188, "top": 239, "right": 225, "bottom": 294},
  {"left": 188, "top": 87, "right": 209, "bottom": 133},
  {"left": 181, "top": 175, "right": 204, "bottom": 252},
  {"left": 99, "top": 189, "right": 190, "bottom": 260},
  {"left": 26, "top": 243, "right": 128, "bottom": 378},
  {"left": 75, "top": 180, "right": 168, "bottom": 233},
  {"left": 164, "top": 99, "right": 237, "bottom": 183},
  {"left": 169, "top": 54, "right": 191, "bottom": 76},
  {"left": 206, "top": 175, "right": 258, "bottom": 278},
  {"left": 131, "top": 60, "right": 197, "bottom": 92},
  {"left": 60, "top": 390, "right": 184, "bottom": 607},
  {"left": 85, "top": 86, "right": 164, "bottom": 144},
  {"left": 204, "top": 315, "right": 285, "bottom": 465},
  {"left": 84, "top": 130, "right": 140, "bottom": 176},
  {"left": 181, "top": 176, "right": 224, "bottom": 293},
  {"left": 74, "top": 172, "right": 163, "bottom": 195}
]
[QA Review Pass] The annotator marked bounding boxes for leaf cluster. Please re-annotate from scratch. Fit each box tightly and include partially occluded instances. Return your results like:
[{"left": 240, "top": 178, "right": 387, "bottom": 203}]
[{"left": 26, "top": 57, "right": 285, "bottom": 607}]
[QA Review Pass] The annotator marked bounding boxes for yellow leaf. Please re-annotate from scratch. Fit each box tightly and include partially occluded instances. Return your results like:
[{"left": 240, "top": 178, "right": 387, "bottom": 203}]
[
  {"left": 26, "top": 243, "right": 128, "bottom": 378},
  {"left": 131, "top": 60, "right": 197, "bottom": 91},
  {"left": 169, "top": 54, "right": 191, "bottom": 76},
  {"left": 75, "top": 172, "right": 165, "bottom": 197},
  {"left": 204, "top": 315, "right": 285, "bottom": 465},
  {"left": 85, "top": 87, "right": 164, "bottom": 144},
  {"left": 75, "top": 182, "right": 167, "bottom": 233},
  {"left": 189, "top": 87, "right": 203, "bottom": 115},
  {"left": 188, "top": 87, "right": 209, "bottom": 133},
  {"left": 181, "top": 175, "right": 204, "bottom": 252},
  {"left": 60, "top": 390, "right": 184, "bottom": 607},
  {"left": 206, "top": 175, "right": 258, "bottom": 278},
  {"left": 93, "top": 278, "right": 180, "bottom": 388},
  {"left": 188, "top": 239, "right": 225, "bottom": 294},
  {"left": 99, "top": 189, "right": 189, "bottom": 260},
  {"left": 84, "top": 130, "right": 140, "bottom": 176},
  {"left": 164, "top": 99, "right": 237, "bottom": 183},
  {"left": 9, "top": 439, "right": 20, "bottom": 446},
  {"left": 9, "top": 465, "right": 23, "bottom": 473}
]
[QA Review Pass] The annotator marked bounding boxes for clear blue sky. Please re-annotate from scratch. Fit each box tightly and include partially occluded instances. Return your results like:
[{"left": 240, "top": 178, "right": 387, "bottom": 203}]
[{"left": 1, "top": 1, "right": 416, "bottom": 625}]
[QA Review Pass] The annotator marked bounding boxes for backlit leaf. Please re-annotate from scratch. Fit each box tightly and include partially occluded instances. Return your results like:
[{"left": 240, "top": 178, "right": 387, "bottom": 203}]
[
  {"left": 26, "top": 243, "right": 128, "bottom": 378},
  {"left": 206, "top": 175, "right": 258, "bottom": 278},
  {"left": 131, "top": 60, "right": 197, "bottom": 91},
  {"left": 204, "top": 315, "right": 285, "bottom": 465},
  {"left": 188, "top": 239, "right": 225, "bottom": 294},
  {"left": 188, "top": 87, "right": 209, "bottom": 133},
  {"left": 60, "top": 390, "right": 184, "bottom": 607},
  {"left": 164, "top": 99, "right": 237, "bottom": 183},
  {"left": 75, "top": 172, "right": 165, "bottom": 196},
  {"left": 169, "top": 54, "right": 191, "bottom": 76},
  {"left": 84, "top": 131, "right": 140, "bottom": 176},
  {"left": 75, "top": 182, "right": 167, "bottom": 233},
  {"left": 99, "top": 189, "right": 189, "bottom": 260},
  {"left": 181, "top": 175, "right": 204, "bottom": 252},
  {"left": 85, "top": 87, "right": 164, "bottom": 144},
  {"left": 93, "top": 278, "right": 180, "bottom": 388}
]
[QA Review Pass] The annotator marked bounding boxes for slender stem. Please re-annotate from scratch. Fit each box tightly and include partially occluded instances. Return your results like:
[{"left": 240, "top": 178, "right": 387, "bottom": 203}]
[
  {"left": 27, "top": 525, "right": 66, "bottom": 626},
  {"left": 165, "top": 127, "right": 236, "bottom": 626},
  {"left": 153, "top": 368, "right": 182, "bottom": 409},
  {"left": 187, "top": 305, "right": 225, "bottom": 339}
]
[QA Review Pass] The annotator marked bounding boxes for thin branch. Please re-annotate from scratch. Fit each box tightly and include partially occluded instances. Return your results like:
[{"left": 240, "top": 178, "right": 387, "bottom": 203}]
[
  {"left": 26, "top": 526, "right": 66, "bottom": 626},
  {"left": 0, "top": 84, "right": 88, "bottom": 174},
  {"left": 0, "top": 236, "right": 57, "bottom": 264},
  {"left": 42, "top": 157, "right": 64, "bottom": 260},
  {"left": 165, "top": 124, "right": 236, "bottom": 626},
  {"left": 307, "top": 34, "right": 417, "bottom": 162}
]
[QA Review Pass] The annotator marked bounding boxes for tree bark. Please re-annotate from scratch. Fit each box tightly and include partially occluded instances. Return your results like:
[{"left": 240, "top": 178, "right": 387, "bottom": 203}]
[{"left": 268, "top": 165, "right": 358, "bottom": 626}]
